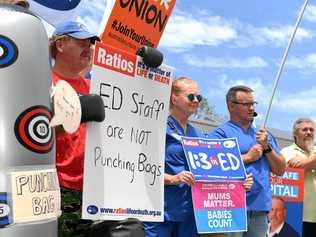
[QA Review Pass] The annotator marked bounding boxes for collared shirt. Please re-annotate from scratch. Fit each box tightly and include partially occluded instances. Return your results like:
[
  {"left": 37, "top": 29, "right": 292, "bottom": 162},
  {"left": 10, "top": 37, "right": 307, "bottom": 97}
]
[
  {"left": 209, "top": 120, "right": 280, "bottom": 211},
  {"left": 268, "top": 222, "right": 284, "bottom": 237},
  {"left": 164, "top": 115, "right": 203, "bottom": 221},
  {"left": 281, "top": 143, "right": 316, "bottom": 222}
]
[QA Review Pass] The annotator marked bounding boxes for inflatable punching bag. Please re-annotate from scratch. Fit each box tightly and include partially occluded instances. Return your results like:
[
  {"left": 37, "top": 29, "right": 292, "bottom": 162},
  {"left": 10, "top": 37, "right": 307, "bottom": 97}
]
[{"left": 0, "top": 4, "right": 59, "bottom": 237}]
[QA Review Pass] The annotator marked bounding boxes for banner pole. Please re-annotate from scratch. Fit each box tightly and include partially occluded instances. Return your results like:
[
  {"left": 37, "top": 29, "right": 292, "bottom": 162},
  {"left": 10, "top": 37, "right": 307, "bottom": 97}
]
[{"left": 262, "top": 0, "right": 309, "bottom": 128}]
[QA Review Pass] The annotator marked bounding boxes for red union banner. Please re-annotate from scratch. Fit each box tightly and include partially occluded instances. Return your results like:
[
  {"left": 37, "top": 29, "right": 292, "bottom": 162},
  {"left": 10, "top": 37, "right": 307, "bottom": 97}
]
[{"left": 101, "top": 0, "right": 176, "bottom": 53}]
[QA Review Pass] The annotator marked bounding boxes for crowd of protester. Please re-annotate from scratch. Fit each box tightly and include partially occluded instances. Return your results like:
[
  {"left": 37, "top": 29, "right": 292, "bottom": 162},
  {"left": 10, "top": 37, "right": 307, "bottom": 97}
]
[{"left": 2, "top": 1, "right": 316, "bottom": 236}]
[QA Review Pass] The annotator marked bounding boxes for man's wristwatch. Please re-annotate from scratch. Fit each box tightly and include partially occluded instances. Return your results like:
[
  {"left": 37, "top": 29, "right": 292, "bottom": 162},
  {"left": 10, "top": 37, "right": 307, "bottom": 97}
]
[{"left": 263, "top": 144, "right": 272, "bottom": 154}]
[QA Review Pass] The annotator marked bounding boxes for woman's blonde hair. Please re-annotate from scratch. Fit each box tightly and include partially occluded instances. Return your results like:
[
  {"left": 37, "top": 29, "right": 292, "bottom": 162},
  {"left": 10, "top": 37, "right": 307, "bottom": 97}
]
[{"left": 170, "top": 76, "right": 197, "bottom": 108}]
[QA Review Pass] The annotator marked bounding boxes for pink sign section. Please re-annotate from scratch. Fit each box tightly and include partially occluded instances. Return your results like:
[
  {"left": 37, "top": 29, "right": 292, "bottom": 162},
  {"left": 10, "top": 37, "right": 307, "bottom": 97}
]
[{"left": 192, "top": 181, "right": 245, "bottom": 210}]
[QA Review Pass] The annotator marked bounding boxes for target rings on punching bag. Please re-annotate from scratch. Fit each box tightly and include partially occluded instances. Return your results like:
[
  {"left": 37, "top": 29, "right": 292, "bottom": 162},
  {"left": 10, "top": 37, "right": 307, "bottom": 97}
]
[
  {"left": 14, "top": 105, "right": 53, "bottom": 154},
  {"left": 0, "top": 35, "right": 18, "bottom": 68}
]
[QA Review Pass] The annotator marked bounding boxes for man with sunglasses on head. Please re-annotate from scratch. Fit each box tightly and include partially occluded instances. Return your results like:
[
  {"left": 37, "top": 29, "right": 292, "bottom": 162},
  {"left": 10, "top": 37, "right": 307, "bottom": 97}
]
[
  {"left": 209, "top": 85, "right": 286, "bottom": 237},
  {"left": 50, "top": 20, "right": 100, "bottom": 236}
]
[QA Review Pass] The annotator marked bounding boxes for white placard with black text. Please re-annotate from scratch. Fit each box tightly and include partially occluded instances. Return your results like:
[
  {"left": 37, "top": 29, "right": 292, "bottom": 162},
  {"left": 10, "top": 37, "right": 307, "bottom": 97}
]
[{"left": 82, "top": 42, "right": 173, "bottom": 221}]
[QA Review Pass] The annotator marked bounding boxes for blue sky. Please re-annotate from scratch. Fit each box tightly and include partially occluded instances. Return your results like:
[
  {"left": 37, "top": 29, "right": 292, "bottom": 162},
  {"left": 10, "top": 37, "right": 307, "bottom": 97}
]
[{"left": 76, "top": 0, "right": 316, "bottom": 132}]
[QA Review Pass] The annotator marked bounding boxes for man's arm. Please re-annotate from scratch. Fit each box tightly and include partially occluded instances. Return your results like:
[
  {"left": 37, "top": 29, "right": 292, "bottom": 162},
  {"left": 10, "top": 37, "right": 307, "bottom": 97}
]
[
  {"left": 287, "top": 154, "right": 316, "bottom": 171},
  {"left": 265, "top": 150, "right": 286, "bottom": 176}
]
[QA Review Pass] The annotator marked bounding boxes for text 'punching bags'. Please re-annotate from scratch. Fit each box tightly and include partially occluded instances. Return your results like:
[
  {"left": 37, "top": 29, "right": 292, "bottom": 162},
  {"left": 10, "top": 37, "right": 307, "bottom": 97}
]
[{"left": 0, "top": 4, "right": 58, "bottom": 237}]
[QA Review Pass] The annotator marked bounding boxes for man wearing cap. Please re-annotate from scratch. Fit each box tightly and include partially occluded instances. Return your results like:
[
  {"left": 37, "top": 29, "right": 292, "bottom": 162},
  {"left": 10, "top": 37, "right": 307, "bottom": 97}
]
[{"left": 50, "top": 20, "right": 99, "bottom": 236}]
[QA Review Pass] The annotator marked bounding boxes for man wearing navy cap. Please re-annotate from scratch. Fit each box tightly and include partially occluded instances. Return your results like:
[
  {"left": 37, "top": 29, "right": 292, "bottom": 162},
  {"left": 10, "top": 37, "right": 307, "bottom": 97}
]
[{"left": 50, "top": 21, "right": 99, "bottom": 237}]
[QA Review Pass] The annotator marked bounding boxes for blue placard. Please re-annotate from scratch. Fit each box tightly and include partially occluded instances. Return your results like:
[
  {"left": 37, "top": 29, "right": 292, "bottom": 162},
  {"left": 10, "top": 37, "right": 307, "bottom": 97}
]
[
  {"left": 182, "top": 137, "right": 248, "bottom": 233},
  {"left": 181, "top": 137, "right": 246, "bottom": 181}
]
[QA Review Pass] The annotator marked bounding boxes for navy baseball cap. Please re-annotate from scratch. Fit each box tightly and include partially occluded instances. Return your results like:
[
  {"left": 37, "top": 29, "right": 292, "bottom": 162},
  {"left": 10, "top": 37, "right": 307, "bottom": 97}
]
[{"left": 53, "top": 21, "right": 100, "bottom": 43}]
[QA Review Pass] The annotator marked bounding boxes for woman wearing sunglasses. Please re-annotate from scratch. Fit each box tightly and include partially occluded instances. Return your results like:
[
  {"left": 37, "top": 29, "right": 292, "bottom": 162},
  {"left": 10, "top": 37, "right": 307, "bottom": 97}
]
[
  {"left": 144, "top": 76, "right": 203, "bottom": 237},
  {"left": 143, "top": 77, "right": 253, "bottom": 237}
]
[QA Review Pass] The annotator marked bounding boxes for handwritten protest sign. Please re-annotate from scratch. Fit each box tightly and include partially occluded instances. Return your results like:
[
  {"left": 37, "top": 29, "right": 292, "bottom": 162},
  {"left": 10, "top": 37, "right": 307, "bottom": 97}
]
[
  {"left": 10, "top": 169, "right": 61, "bottom": 223},
  {"left": 82, "top": 42, "right": 173, "bottom": 221},
  {"left": 182, "top": 137, "right": 247, "bottom": 233},
  {"left": 101, "top": 0, "right": 176, "bottom": 53}
]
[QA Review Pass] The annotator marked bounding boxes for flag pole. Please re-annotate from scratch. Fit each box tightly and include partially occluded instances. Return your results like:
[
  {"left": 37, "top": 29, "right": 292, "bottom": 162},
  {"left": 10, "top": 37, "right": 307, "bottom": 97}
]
[{"left": 262, "top": 0, "right": 309, "bottom": 128}]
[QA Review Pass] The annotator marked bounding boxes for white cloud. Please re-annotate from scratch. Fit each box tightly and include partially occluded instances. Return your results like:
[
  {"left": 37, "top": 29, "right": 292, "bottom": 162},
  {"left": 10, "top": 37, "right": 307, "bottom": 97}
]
[
  {"left": 183, "top": 55, "right": 268, "bottom": 69},
  {"left": 203, "top": 74, "right": 316, "bottom": 127},
  {"left": 206, "top": 74, "right": 271, "bottom": 106},
  {"left": 286, "top": 53, "right": 316, "bottom": 69},
  {"left": 235, "top": 25, "right": 314, "bottom": 48},
  {"left": 77, "top": 0, "right": 108, "bottom": 34},
  {"left": 48, "top": 2, "right": 313, "bottom": 52},
  {"left": 276, "top": 87, "right": 316, "bottom": 114},
  {"left": 305, "top": 4, "right": 316, "bottom": 22},
  {"left": 197, "top": 71, "right": 316, "bottom": 131},
  {"left": 208, "top": 74, "right": 316, "bottom": 116},
  {"left": 161, "top": 9, "right": 314, "bottom": 52},
  {"left": 160, "top": 13, "right": 237, "bottom": 52}
]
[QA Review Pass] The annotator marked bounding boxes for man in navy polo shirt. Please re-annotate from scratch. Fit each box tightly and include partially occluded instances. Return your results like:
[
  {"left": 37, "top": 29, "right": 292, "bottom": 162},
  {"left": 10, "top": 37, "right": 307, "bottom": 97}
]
[{"left": 209, "top": 85, "right": 286, "bottom": 237}]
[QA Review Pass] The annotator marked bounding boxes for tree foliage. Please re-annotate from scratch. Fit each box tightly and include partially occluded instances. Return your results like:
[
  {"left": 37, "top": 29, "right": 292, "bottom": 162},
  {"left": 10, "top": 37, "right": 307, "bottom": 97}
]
[{"left": 193, "top": 98, "right": 225, "bottom": 123}]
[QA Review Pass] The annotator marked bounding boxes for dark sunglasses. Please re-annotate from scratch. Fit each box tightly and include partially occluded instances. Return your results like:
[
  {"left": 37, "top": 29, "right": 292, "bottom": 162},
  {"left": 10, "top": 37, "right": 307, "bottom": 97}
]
[{"left": 187, "top": 94, "right": 203, "bottom": 102}]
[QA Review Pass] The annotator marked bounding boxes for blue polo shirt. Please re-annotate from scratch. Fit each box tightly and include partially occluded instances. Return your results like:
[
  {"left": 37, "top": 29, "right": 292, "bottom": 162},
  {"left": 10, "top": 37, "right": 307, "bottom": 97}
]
[
  {"left": 209, "top": 121, "right": 280, "bottom": 211},
  {"left": 164, "top": 115, "right": 203, "bottom": 221}
]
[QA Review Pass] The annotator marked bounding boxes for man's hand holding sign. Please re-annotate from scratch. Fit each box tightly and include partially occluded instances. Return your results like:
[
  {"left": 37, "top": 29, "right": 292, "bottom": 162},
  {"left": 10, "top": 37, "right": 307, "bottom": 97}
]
[{"left": 164, "top": 171, "right": 195, "bottom": 186}]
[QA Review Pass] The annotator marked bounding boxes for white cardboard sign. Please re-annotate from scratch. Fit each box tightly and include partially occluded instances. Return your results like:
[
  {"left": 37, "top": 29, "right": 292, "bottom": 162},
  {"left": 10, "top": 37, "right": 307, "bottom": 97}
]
[
  {"left": 10, "top": 168, "right": 61, "bottom": 223},
  {"left": 82, "top": 42, "right": 173, "bottom": 222}
]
